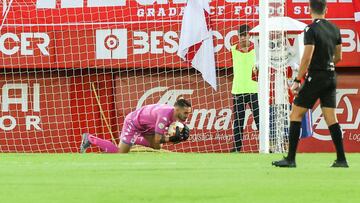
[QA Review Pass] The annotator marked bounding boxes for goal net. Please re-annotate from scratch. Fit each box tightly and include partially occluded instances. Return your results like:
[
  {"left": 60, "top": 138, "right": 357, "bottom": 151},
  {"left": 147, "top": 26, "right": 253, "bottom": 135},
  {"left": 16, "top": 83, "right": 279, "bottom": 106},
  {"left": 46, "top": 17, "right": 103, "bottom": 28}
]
[{"left": 0, "top": 0, "right": 295, "bottom": 153}]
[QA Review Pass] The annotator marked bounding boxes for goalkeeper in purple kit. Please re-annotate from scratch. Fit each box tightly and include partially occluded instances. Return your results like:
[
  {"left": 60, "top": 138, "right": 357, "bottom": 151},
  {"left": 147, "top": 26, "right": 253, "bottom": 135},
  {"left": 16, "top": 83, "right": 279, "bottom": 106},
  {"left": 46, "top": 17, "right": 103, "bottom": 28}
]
[{"left": 80, "top": 99, "right": 192, "bottom": 153}]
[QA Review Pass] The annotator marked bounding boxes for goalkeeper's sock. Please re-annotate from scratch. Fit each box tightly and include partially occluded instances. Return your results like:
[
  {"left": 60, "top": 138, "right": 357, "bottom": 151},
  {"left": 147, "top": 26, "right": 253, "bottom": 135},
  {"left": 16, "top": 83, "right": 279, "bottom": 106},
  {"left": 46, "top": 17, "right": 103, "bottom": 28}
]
[
  {"left": 287, "top": 121, "right": 301, "bottom": 161},
  {"left": 87, "top": 134, "right": 118, "bottom": 153},
  {"left": 329, "top": 123, "right": 346, "bottom": 161}
]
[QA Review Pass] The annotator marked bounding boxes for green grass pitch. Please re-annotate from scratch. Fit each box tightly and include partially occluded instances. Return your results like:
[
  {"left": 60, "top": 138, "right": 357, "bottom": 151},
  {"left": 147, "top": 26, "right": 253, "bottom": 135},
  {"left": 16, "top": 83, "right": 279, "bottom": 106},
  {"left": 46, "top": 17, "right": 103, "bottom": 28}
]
[{"left": 0, "top": 153, "right": 359, "bottom": 203}]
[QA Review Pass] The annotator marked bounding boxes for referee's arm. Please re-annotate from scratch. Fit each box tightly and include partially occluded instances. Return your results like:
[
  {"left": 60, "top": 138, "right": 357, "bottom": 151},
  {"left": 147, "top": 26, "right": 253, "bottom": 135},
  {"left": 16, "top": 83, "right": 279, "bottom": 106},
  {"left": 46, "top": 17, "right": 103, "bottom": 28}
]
[
  {"left": 295, "top": 27, "right": 315, "bottom": 81},
  {"left": 295, "top": 45, "right": 315, "bottom": 81},
  {"left": 334, "top": 29, "right": 343, "bottom": 65},
  {"left": 333, "top": 44, "right": 342, "bottom": 65}
]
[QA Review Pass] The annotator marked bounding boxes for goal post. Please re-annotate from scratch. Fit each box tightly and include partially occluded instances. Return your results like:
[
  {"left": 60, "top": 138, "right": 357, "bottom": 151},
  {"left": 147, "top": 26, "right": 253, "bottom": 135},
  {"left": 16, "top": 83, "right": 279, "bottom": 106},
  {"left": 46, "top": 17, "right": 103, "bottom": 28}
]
[
  {"left": 258, "top": 0, "right": 270, "bottom": 153},
  {"left": 255, "top": 0, "right": 307, "bottom": 153}
]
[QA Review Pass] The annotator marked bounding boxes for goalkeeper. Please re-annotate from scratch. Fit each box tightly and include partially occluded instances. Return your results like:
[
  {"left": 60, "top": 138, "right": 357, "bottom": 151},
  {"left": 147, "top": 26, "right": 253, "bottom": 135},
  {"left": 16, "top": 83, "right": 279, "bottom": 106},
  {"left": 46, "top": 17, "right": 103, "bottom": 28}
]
[{"left": 80, "top": 99, "right": 191, "bottom": 153}]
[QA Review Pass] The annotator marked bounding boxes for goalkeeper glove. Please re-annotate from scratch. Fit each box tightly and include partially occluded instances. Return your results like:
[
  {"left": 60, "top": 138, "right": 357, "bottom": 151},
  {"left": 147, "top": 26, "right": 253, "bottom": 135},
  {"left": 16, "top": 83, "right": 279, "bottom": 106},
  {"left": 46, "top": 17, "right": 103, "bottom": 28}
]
[
  {"left": 169, "top": 126, "right": 183, "bottom": 143},
  {"left": 169, "top": 125, "right": 190, "bottom": 143},
  {"left": 181, "top": 125, "right": 190, "bottom": 141}
]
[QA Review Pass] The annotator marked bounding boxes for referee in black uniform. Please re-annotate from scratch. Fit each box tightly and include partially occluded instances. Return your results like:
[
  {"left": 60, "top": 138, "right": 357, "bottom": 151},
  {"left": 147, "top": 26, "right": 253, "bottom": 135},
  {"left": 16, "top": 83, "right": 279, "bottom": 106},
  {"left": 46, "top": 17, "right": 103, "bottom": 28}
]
[{"left": 272, "top": 0, "right": 348, "bottom": 168}]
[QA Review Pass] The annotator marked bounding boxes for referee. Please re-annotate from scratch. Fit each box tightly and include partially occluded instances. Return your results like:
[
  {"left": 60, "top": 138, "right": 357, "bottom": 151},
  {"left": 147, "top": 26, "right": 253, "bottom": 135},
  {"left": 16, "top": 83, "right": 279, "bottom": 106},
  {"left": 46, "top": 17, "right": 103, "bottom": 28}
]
[{"left": 272, "top": 0, "right": 348, "bottom": 168}]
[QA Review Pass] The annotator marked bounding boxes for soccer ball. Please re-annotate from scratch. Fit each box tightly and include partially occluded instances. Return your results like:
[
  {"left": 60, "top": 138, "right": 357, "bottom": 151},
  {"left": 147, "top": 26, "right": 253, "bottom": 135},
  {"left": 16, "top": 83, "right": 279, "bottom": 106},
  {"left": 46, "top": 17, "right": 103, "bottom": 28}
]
[{"left": 167, "top": 121, "right": 184, "bottom": 136}]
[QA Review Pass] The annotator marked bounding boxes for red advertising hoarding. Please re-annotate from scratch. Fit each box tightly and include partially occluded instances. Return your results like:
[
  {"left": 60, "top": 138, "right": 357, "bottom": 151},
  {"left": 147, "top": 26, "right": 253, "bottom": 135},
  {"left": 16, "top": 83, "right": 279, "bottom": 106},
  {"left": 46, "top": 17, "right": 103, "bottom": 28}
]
[
  {"left": 0, "top": 0, "right": 359, "bottom": 68},
  {"left": 0, "top": 71, "right": 358, "bottom": 153},
  {"left": 115, "top": 71, "right": 360, "bottom": 153},
  {"left": 0, "top": 1, "right": 359, "bottom": 153},
  {"left": 0, "top": 73, "right": 115, "bottom": 152},
  {"left": 298, "top": 72, "right": 360, "bottom": 152}
]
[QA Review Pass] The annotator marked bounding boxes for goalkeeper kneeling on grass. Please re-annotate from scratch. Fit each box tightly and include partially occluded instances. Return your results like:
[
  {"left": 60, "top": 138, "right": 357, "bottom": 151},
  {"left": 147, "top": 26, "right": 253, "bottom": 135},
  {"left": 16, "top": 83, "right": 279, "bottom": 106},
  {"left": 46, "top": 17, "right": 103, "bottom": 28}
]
[{"left": 80, "top": 99, "right": 192, "bottom": 153}]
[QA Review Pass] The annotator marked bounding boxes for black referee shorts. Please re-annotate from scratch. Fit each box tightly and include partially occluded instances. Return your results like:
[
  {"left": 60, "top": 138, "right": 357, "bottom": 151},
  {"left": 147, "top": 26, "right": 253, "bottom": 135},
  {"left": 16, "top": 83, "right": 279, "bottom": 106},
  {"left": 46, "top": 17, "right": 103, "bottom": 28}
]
[{"left": 294, "top": 71, "right": 337, "bottom": 109}]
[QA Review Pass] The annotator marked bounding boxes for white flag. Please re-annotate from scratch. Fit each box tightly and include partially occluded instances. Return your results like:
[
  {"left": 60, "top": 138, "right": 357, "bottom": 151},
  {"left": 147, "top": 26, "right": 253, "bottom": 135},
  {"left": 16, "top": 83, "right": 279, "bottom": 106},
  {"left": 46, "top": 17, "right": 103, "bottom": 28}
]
[{"left": 177, "top": 0, "right": 217, "bottom": 91}]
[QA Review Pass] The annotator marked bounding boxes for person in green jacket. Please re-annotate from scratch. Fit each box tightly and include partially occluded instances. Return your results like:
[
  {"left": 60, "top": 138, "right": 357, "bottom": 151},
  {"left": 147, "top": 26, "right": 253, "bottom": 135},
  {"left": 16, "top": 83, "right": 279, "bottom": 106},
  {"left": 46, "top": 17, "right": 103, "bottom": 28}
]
[{"left": 231, "top": 24, "right": 259, "bottom": 152}]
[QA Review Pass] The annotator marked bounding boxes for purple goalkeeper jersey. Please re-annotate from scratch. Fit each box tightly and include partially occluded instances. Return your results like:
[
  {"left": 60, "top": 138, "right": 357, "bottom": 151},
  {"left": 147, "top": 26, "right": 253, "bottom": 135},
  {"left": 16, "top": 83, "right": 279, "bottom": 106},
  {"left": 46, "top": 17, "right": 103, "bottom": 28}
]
[{"left": 129, "top": 104, "right": 175, "bottom": 135}]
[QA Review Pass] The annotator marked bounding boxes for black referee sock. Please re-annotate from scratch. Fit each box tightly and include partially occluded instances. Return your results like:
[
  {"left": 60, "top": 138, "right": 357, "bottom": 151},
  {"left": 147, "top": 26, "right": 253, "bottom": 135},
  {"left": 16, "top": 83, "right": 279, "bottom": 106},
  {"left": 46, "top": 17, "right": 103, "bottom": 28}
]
[
  {"left": 329, "top": 123, "right": 346, "bottom": 161},
  {"left": 287, "top": 121, "right": 302, "bottom": 161}
]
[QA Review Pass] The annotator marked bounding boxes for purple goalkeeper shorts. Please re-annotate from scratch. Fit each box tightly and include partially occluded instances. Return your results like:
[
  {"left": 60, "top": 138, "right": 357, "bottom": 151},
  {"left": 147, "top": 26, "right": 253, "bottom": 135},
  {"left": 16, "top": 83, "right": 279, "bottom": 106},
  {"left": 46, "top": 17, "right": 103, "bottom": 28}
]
[{"left": 120, "top": 116, "right": 151, "bottom": 147}]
